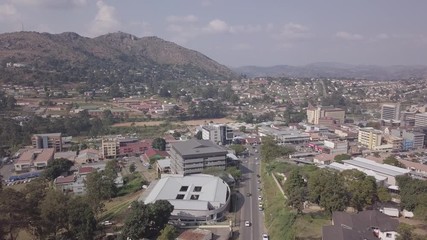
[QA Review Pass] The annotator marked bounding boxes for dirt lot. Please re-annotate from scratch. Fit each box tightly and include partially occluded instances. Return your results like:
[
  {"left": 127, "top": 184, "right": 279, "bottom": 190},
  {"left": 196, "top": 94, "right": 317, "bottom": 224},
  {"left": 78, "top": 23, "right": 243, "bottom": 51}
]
[{"left": 112, "top": 118, "right": 235, "bottom": 127}]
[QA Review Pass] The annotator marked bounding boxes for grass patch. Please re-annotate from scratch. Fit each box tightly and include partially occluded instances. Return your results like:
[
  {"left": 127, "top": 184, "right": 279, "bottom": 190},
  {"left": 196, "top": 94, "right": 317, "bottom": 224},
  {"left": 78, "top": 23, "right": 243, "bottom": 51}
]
[
  {"left": 262, "top": 163, "right": 296, "bottom": 240},
  {"left": 100, "top": 190, "right": 142, "bottom": 222},
  {"left": 294, "top": 212, "right": 330, "bottom": 239},
  {"left": 117, "top": 173, "right": 146, "bottom": 197}
]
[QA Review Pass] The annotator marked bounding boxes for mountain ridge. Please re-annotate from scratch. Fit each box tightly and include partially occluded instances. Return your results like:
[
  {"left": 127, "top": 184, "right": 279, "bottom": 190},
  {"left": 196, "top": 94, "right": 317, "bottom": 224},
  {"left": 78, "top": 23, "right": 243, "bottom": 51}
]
[
  {"left": 0, "top": 31, "right": 235, "bottom": 85},
  {"left": 233, "top": 63, "right": 427, "bottom": 80}
]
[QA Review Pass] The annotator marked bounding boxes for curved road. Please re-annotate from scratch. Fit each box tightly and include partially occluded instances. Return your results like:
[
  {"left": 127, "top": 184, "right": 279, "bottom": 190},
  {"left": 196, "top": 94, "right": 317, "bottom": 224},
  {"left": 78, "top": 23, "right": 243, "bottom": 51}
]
[{"left": 239, "top": 146, "right": 266, "bottom": 240}]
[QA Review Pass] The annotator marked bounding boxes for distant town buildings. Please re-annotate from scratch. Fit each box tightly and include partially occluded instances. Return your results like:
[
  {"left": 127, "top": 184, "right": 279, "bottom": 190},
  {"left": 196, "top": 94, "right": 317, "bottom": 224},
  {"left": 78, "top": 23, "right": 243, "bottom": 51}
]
[
  {"left": 258, "top": 125, "right": 310, "bottom": 144},
  {"left": 101, "top": 138, "right": 119, "bottom": 159},
  {"left": 415, "top": 112, "right": 427, "bottom": 128},
  {"left": 169, "top": 139, "right": 228, "bottom": 175},
  {"left": 306, "top": 105, "right": 345, "bottom": 125},
  {"left": 32, "top": 133, "right": 62, "bottom": 152}
]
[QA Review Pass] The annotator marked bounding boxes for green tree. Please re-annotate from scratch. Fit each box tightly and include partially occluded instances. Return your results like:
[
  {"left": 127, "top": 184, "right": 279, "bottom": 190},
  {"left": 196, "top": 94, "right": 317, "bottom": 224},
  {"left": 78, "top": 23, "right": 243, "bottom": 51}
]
[
  {"left": 152, "top": 138, "right": 167, "bottom": 151},
  {"left": 308, "top": 170, "right": 348, "bottom": 214},
  {"left": 67, "top": 197, "right": 97, "bottom": 240},
  {"left": 384, "top": 155, "right": 405, "bottom": 168},
  {"left": 43, "top": 158, "right": 74, "bottom": 181},
  {"left": 172, "top": 131, "right": 181, "bottom": 139},
  {"left": 334, "top": 154, "right": 351, "bottom": 163},
  {"left": 377, "top": 186, "right": 391, "bottom": 203},
  {"left": 239, "top": 125, "right": 247, "bottom": 132},
  {"left": 284, "top": 169, "right": 307, "bottom": 213},
  {"left": 22, "top": 179, "right": 49, "bottom": 238},
  {"left": 157, "top": 225, "right": 177, "bottom": 240},
  {"left": 121, "top": 200, "right": 174, "bottom": 239},
  {"left": 195, "top": 131, "right": 202, "bottom": 140},
  {"left": 341, "top": 170, "right": 377, "bottom": 211},
  {"left": 0, "top": 188, "right": 29, "bottom": 240},
  {"left": 39, "top": 189, "right": 69, "bottom": 239},
  {"left": 226, "top": 166, "right": 242, "bottom": 180},
  {"left": 129, "top": 163, "right": 136, "bottom": 173},
  {"left": 230, "top": 144, "right": 246, "bottom": 156}
]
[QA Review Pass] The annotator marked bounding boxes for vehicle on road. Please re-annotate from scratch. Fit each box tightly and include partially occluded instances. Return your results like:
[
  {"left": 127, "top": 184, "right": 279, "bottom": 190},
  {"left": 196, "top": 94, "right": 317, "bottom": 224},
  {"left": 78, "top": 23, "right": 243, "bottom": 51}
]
[
  {"left": 245, "top": 221, "right": 251, "bottom": 227},
  {"left": 246, "top": 192, "right": 251, "bottom": 197},
  {"left": 259, "top": 206, "right": 264, "bottom": 211},
  {"left": 262, "top": 233, "right": 269, "bottom": 240},
  {"left": 257, "top": 174, "right": 260, "bottom": 178},
  {"left": 258, "top": 195, "right": 262, "bottom": 201}
]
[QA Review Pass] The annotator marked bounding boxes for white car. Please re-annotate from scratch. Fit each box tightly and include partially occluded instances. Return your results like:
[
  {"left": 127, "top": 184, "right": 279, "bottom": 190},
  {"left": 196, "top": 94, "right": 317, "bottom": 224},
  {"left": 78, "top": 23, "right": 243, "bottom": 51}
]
[
  {"left": 258, "top": 195, "right": 262, "bottom": 201},
  {"left": 245, "top": 221, "right": 251, "bottom": 227},
  {"left": 262, "top": 233, "right": 269, "bottom": 240}
]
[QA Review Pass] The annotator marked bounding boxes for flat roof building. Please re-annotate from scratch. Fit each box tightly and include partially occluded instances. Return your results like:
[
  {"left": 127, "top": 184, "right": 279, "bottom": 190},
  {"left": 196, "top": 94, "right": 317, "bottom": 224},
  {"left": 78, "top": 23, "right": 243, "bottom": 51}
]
[
  {"left": 32, "top": 133, "right": 62, "bottom": 152},
  {"left": 358, "top": 127, "right": 383, "bottom": 150},
  {"left": 139, "top": 174, "right": 230, "bottom": 222},
  {"left": 170, "top": 139, "right": 228, "bottom": 176}
]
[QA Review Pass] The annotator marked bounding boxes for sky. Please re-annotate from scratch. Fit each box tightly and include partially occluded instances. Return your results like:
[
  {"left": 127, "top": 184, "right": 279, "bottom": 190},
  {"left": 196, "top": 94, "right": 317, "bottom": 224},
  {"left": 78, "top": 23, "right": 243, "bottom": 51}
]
[{"left": 1, "top": 0, "right": 427, "bottom": 67}]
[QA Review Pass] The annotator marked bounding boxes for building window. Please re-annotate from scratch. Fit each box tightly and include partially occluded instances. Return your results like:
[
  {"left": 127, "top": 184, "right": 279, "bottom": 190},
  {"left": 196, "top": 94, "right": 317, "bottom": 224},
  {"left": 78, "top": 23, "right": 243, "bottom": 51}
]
[
  {"left": 190, "top": 195, "right": 199, "bottom": 200},
  {"left": 194, "top": 186, "right": 202, "bottom": 192},
  {"left": 179, "top": 186, "right": 189, "bottom": 192},
  {"left": 176, "top": 194, "right": 185, "bottom": 199}
]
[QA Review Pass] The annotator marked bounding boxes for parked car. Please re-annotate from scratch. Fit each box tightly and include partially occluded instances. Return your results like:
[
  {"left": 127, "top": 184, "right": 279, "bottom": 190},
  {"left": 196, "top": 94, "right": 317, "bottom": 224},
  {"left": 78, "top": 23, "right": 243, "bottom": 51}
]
[
  {"left": 245, "top": 221, "right": 251, "bottom": 227},
  {"left": 262, "top": 233, "right": 269, "bottom": 240}
]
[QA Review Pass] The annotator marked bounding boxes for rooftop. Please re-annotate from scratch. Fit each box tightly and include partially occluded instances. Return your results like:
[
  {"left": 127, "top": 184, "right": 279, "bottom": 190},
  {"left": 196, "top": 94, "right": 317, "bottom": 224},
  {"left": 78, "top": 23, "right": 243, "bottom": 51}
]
[
  {"left": 171, "top": 139, "right": 227, "bottom": 157},
  {"left": 33, "top": 133, "right": 62, "bottom": 137},
  {"left": 141, "top": 174, "right": 229, "bottom": 211},
  {"left": 344, "top": 157, "right": 410, "bottom": 177}
]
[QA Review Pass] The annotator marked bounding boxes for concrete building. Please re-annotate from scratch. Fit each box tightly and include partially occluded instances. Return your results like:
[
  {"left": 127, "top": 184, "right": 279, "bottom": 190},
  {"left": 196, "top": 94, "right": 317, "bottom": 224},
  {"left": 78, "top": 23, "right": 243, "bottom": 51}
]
[
  {"left": 32, "top": 133, "right": 62, "bottom": 152},
  {"left": 307, "top": 106, "right": 345, "bottom": 125},
  {"left": 258, "top": 126, "right": 310, "bottom": 144},
  {"left": 415, "top": 112, "right": 427, "bottom": 127},
  {"left": 101, "top": 138, "right": 119, "bottom": 159},
  {"left": 170, "top": 139, "right": 228, "bottom": 175},
  {"left": 14, "top": 148, "right": 55, "bottom": 172},
  {"left": 391, "top": 129, "right": 425, "bottom": 150},
  {"left": 323, "top": 140, "right": 348, "bottom": 154},
  {"left": 381, "top": 103, "right": 400, "bottom": 121},
  {"left": 139, "top": 174, "right": 231, "bottom": 222},
  {"left": 358, "top": 127, "right": 383, "bottom": 150},
  {"left": 201, "top": 124, "right": 234, "bottom": 145}
]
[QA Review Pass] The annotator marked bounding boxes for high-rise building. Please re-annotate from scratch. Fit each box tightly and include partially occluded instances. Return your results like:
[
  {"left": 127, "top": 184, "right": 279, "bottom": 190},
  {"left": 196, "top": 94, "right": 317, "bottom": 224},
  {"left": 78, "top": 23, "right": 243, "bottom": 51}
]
[
  {"left": 381, "top": 103, "right": 401, "bottom": 121},
  {"left": 32, "top": 133, "right": 62, "bottom": 152},
  {"left": 415, "top": 113, "right": 427, "bottom": 127},
  {"left": 170, "top": 139, "right": 227, "bottom": 175},
  {"left": 201, "top": 124, "right": 233, "bottom": 145},
  {"left": 307, "top": 105, "right": 345, "bottom": 125},
  {"left": 101, "top": 138, "right": 119, "bottom": 159},
  {"left": 358, "top": 127, "right": 383, "bottom": 150}
]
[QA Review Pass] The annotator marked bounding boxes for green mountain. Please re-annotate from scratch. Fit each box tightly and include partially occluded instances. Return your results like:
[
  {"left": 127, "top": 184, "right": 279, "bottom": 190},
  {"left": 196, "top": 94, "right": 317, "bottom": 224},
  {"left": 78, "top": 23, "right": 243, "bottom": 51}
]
[{"left": 0, "top": 31, "right": 235, "bottom": 86}]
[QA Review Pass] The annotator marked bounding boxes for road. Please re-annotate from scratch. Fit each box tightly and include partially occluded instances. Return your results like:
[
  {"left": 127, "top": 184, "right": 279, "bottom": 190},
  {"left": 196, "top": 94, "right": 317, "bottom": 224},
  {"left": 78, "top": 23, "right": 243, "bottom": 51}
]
[{"left": 239, "top": 145, "right": 266, "bottom": 240}]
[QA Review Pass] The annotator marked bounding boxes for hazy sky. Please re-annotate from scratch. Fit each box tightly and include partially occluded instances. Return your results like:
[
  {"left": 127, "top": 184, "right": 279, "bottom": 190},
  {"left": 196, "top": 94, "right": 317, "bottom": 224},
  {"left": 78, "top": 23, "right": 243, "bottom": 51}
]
[{"left": 1, "top": 0, "right": 427, "bottom": 67}]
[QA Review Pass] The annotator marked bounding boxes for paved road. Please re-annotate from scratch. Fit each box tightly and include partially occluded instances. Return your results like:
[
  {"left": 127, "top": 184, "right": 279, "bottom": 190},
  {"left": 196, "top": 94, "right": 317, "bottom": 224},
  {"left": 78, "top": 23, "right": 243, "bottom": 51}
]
[{"left": 239, "top": 146, "right": 266, "bottom": 240}]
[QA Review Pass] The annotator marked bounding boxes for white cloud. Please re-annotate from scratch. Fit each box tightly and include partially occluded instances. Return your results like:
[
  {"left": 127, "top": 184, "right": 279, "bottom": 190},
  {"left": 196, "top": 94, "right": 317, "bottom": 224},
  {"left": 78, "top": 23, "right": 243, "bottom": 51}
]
[
  {"left": 336, "top": 31, "right": 364, "bottom": 41},
  {"left": 230, "top": 24, "right": 263, "bottom": 34},
  {"left": 0, "top": 3, "right": 17, "bottom": 20},
  {"left": 11, "top": 0, "right": 87, "bottom": 9},
  {"left": 88, "top": 0, "right": 120, "bottom": 37},
  {"left": 278, "top": 23, "right": 310, "bottom": 40},
  {"left": 166, "top": 15, "right": 198, "bottom": 23},
  {"left": 203, "top": 19, "right": 232, "bottom": 33}
]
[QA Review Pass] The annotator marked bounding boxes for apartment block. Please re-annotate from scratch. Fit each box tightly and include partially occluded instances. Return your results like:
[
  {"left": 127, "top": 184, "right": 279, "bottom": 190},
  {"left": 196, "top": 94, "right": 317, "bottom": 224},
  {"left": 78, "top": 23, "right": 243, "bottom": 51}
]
[
  {"left": 170, "top": 139, "right": 228, "bottom": 175},
  {"left": 32, "top": 133, "right": 62, "bottom": 152},
  {"left": 358, "top": 127, "right": 383, "bottom": 150},
  {"left": 391, "top": 129, "right": 425, "bottom": 150},
  {"left": 101, "top": 138, "right": 119, "bottom": 159}
]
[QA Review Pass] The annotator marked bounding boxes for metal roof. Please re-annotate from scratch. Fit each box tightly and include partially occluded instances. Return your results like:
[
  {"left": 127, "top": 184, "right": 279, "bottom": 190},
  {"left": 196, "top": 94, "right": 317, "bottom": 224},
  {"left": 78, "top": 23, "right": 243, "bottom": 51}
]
[{"left": 344, "top": 157, "right": 410, "bottom": 177}]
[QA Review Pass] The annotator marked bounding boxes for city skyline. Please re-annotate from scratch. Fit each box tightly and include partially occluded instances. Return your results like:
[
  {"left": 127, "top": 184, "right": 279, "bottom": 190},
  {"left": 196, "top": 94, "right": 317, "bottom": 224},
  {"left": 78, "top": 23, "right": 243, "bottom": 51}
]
[{"left": 1, "top": 0, "right": 427, "bottom": 67}]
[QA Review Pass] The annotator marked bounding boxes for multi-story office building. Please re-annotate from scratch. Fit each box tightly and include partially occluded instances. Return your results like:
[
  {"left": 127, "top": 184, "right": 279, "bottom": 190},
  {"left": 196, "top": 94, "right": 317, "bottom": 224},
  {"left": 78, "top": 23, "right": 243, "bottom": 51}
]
[
  {"left": 381, "top": 103, "right": 400, "bottom": 121},
  {"left": 32, "top": 133, "right": 62, "bottom": 152},
  {"left": 307, "top": 105, "right": 345, "bottom": 125},
  {"left": 201, "top": 124, "right": 234, "bottom": 145},
  {"left": 358, "top": 127, "right": 383, "bottom": 150},
  {"left": 415, "top": 113, "right": 427, "bottom": 128},
  {"left": 170, "top": 139, "right": 228, "bottom": 175},
  {"left": 392, "top": 129, "right": 425, "bottom": 150},
  {"left": 101, "top": 138, "right": 119, "bottom": 159},
  {"left": 323, "top": 140, "right": 348, "bottom": 154}
]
